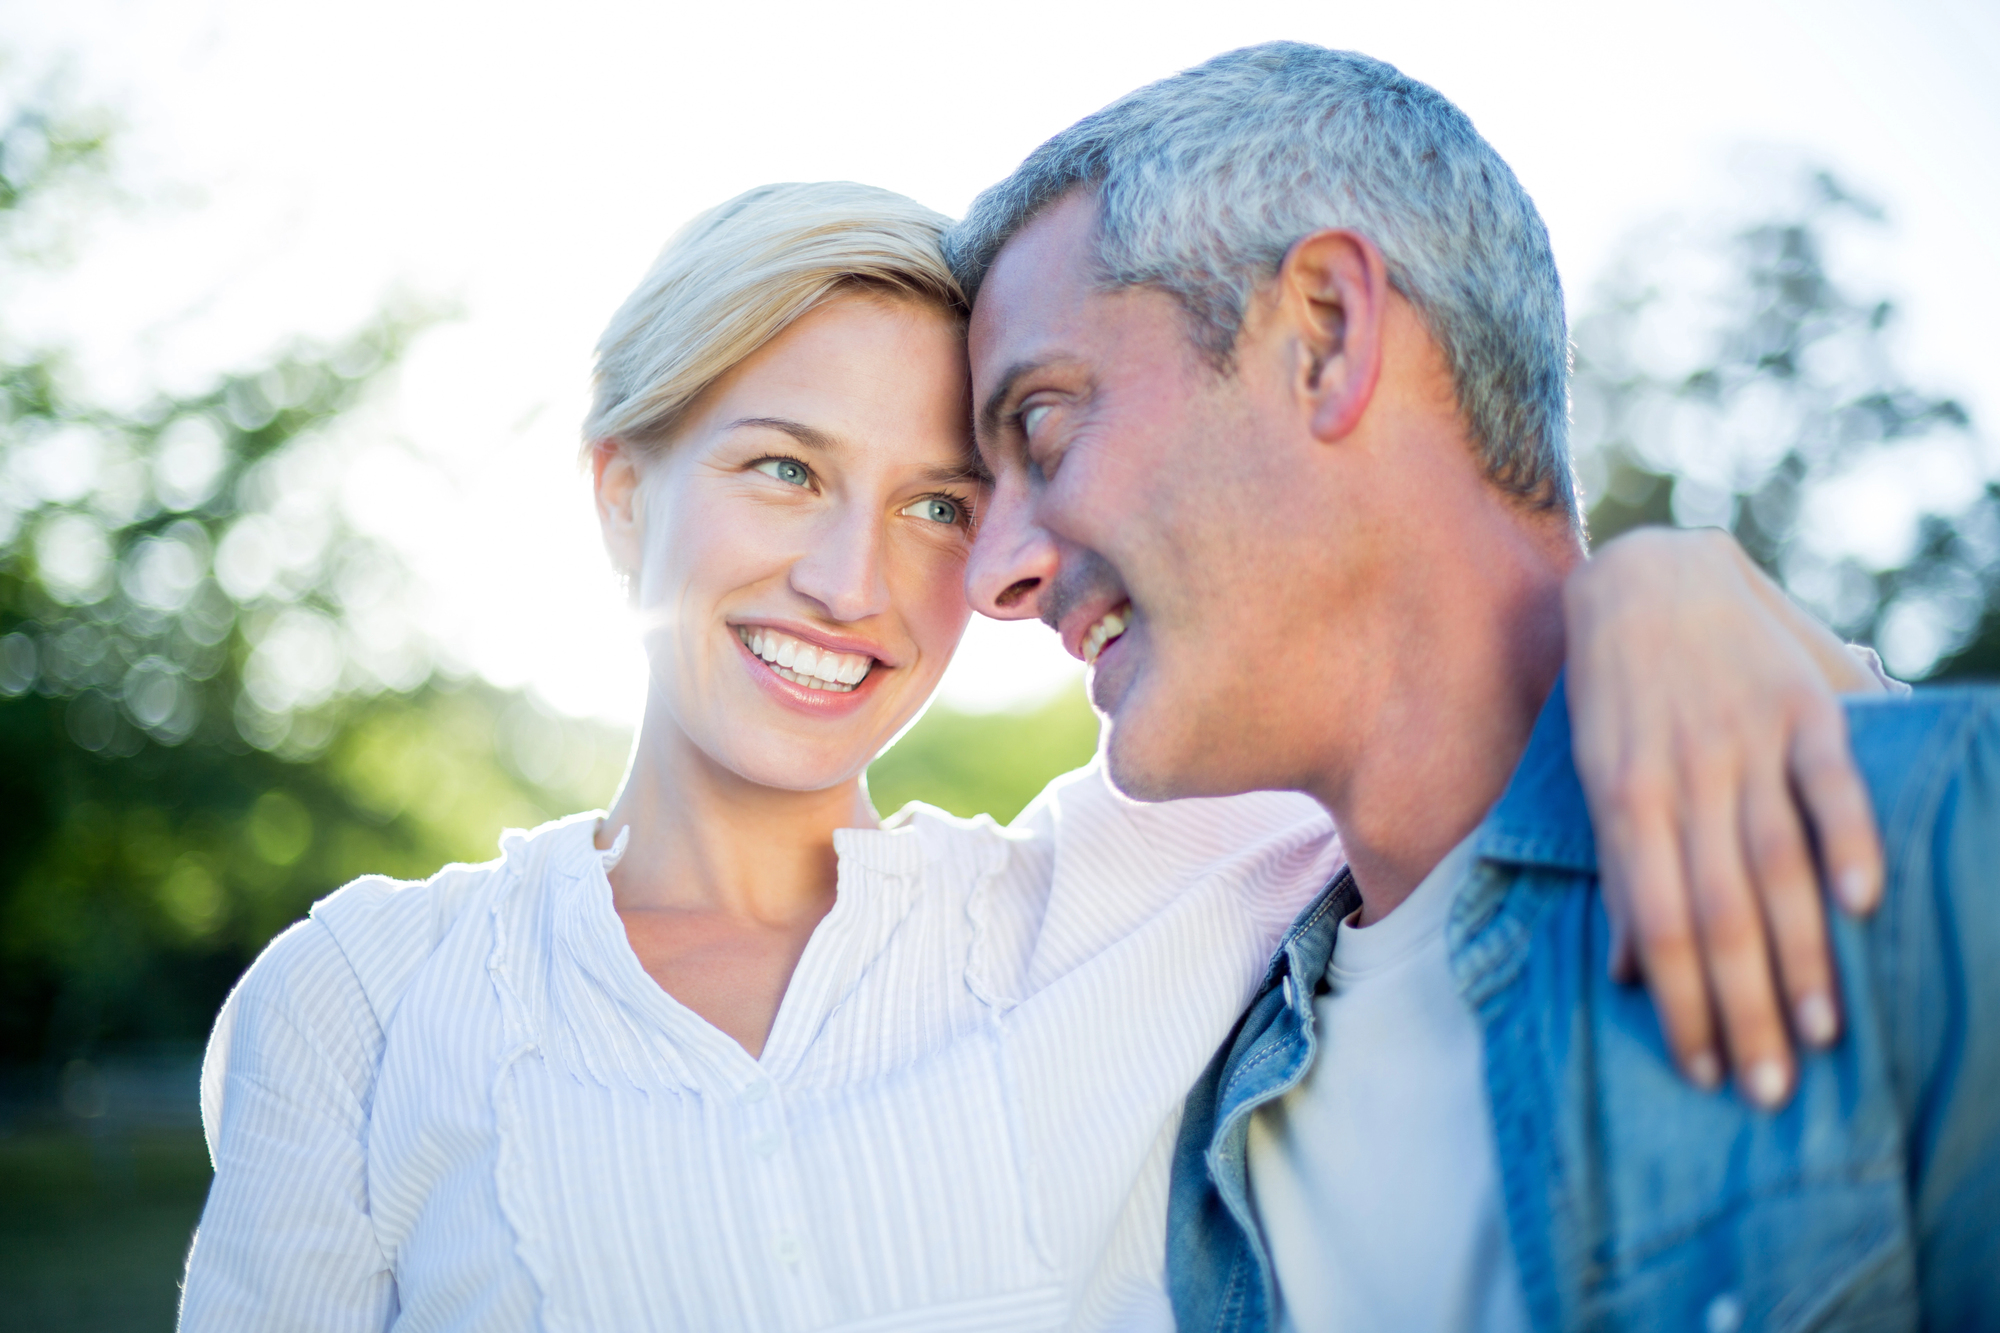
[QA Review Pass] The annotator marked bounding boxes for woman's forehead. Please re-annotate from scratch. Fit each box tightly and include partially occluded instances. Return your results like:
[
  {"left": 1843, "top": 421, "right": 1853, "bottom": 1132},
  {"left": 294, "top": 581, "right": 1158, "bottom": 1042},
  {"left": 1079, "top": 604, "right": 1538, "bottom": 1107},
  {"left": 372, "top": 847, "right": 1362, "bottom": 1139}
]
[{"left": 700, "top": 301, "right": 972, "bottom": 462}]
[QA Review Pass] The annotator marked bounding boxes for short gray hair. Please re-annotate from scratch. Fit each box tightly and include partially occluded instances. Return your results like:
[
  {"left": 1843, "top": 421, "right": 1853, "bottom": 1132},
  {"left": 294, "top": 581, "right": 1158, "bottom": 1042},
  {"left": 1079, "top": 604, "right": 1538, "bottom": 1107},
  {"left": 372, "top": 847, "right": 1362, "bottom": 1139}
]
[{"left": 946, "top": 42, "right": 1577, "bottom": 522}]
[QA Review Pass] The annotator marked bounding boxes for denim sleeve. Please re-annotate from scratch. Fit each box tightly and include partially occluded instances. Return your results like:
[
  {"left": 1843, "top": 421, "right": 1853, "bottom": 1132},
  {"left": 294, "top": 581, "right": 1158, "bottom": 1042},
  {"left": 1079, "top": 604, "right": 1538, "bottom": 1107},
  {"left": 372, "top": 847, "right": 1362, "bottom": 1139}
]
[{"left": 1851, "top": 690, "right": 2000, "bottom": 1328}]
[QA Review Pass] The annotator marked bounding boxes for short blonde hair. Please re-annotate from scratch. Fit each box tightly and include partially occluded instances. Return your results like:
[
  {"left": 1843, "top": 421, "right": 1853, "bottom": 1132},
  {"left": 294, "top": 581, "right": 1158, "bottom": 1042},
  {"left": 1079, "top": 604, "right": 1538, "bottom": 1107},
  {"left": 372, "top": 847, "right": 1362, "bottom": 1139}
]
[{"left": 583, "top": 182, "right": 965, "bottom": 457}]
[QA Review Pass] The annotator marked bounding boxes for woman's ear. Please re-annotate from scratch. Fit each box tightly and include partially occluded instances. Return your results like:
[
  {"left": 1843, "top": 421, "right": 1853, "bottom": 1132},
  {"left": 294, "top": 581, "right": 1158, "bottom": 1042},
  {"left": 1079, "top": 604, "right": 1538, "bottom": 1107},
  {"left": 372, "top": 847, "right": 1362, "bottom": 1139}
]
[
  {"left": 592, "top": 438, "right": 645, "bottom": 584},
  {"left": 1281, "top": 229, "right": 1390, "bottom": 444}
]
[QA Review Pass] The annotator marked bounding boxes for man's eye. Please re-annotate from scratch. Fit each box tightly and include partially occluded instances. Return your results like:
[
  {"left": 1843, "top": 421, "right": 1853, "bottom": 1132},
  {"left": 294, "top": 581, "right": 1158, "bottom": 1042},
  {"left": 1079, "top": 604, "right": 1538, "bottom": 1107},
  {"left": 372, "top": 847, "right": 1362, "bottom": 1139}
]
[
  {"left": 753, "top": 457, "right": 812, "bottom": 487},
  {"left": 1020, "top": 404, "right": 1052, "bottom": 439},
  {"left": 899, "top": 496, "right": 962, "bottom": 526}
]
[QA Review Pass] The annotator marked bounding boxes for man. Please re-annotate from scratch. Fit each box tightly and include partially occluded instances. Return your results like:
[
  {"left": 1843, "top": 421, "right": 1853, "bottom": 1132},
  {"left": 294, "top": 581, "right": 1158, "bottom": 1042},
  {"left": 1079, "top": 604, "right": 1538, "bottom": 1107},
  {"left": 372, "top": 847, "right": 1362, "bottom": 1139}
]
[{"left": 949, "top": 43, "right": 1998, "bottom": 1331}]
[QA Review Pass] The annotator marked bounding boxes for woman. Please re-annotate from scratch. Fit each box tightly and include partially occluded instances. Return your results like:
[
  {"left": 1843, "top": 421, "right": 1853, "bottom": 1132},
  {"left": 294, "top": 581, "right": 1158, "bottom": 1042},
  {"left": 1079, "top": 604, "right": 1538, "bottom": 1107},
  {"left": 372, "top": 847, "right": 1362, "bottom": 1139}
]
[{"left": 180, "top": 183, "right": 1882, "bottom": 1331}]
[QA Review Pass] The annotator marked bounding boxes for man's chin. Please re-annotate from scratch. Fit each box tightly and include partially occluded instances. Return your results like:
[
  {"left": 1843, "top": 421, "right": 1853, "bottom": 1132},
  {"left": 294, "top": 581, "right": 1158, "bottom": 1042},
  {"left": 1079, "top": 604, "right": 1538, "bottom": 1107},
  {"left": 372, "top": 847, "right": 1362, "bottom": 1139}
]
[{"left": 1100, "top": 709, "right": 1255, "bottom": 805}]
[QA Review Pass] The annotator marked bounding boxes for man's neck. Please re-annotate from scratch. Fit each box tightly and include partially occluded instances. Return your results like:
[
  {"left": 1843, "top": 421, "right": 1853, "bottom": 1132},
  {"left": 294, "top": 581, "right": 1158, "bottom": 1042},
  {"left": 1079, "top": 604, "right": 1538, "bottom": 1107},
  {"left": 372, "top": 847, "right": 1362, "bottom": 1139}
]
[{"left": 1309, "top": 505, "right": 1579, "bottom": 926}]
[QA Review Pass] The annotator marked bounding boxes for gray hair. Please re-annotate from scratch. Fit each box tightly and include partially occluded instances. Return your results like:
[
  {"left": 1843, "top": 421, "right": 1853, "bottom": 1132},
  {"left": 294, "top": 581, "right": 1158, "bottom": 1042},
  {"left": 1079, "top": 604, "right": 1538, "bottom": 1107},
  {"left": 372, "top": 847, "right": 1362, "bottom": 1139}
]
[{"left": 946, "top": 42, "right": 1577, "bottom": 522}]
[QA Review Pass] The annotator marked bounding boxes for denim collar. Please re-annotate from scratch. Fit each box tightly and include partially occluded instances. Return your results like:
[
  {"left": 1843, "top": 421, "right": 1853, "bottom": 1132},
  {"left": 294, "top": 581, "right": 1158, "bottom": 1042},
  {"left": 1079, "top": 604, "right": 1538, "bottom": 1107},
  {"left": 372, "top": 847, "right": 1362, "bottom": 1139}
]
[{"left": 1473, "top": 674, "right": 1599, "bottom": 877}]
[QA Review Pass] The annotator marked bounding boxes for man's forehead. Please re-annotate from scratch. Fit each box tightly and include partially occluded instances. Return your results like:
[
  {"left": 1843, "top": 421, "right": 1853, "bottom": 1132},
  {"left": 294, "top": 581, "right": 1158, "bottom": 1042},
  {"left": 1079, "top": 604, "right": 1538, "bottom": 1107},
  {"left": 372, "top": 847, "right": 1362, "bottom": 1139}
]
[{"left": 968, "top": 191, "right": 1101, "bottom": 370}]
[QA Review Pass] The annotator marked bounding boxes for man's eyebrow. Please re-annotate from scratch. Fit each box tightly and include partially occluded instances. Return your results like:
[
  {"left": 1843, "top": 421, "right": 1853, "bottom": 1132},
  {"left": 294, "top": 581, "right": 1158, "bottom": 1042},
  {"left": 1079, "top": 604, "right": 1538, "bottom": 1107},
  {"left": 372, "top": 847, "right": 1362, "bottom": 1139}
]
[
  {"left": 728, "top": 416, "right": 840, "bottom": 450},
  {"left": 977, "top": 358, "right": 1056, "bottom": 440}
]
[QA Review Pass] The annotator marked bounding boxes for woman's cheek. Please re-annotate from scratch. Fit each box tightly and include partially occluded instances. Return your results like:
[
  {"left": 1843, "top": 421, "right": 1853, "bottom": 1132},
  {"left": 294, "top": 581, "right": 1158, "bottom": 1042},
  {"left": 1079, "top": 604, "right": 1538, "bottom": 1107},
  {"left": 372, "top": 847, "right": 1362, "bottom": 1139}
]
[{"left": 896, "top": 537, "right": 974, "bottom": 627}]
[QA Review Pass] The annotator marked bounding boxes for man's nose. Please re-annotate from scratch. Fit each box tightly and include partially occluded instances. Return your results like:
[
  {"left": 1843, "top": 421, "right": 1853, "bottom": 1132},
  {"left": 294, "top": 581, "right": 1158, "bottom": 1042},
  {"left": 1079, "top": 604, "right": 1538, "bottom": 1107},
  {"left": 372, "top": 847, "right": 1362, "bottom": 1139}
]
[
  {"left": 966, "top": 475, "right": 1055, "bottom": 622},
  {"left": 790, "top": 506, "right": 891, "bottom": 623}
]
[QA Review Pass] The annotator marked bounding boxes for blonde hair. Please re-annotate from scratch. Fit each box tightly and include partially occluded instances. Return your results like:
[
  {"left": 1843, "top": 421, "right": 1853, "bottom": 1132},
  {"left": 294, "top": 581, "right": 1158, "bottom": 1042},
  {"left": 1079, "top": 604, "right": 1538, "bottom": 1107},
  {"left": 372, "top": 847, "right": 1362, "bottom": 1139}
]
[{"left": 583, "top": 182, "right": 965, "bottom": 458}]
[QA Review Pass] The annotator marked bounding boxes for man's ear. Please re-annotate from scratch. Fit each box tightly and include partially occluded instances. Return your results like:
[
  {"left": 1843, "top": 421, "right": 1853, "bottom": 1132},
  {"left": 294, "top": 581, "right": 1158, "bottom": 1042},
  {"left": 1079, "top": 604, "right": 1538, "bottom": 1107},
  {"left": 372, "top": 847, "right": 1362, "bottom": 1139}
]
[
  {"left": 1280, "top": 229, "right": 1390, "bottom": 443},
  {"left": 591, "top": 437, "right": 646, "bottom": 581}
]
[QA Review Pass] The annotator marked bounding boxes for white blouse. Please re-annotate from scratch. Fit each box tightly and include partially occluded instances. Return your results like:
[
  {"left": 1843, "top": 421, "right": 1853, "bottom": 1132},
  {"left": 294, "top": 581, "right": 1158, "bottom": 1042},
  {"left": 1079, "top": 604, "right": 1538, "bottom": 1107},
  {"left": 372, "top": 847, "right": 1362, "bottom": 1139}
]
[{"left": 179, "top": 763, "right": 1341, "bottom": 1333}]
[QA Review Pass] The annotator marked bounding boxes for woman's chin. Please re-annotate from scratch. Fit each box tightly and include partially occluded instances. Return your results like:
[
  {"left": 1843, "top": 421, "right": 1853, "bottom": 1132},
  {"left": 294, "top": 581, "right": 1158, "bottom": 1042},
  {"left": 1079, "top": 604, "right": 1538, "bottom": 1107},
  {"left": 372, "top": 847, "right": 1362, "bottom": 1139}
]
[
  {"left": 695, "top": 723, "right": 883, "bottom": 797},
  {"left": 729, "top": 754, "right": 873, "bottom": 796}
]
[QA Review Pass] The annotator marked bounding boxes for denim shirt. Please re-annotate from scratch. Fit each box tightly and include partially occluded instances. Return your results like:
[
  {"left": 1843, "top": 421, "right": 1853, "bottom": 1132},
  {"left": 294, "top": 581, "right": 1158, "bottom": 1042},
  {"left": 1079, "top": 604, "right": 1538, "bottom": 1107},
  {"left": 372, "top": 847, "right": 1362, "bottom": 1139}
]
[{"left": 1168, "top": 681, "right": 2000, "bottom": 1333}]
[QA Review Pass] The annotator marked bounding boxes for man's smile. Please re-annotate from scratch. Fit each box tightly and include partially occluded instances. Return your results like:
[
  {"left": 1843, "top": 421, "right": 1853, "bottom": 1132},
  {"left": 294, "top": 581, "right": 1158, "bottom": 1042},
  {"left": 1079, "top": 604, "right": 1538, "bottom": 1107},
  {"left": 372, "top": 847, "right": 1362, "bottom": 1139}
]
[{"left": 1081, "top": 604, "right": 1129, "bottom": 664}]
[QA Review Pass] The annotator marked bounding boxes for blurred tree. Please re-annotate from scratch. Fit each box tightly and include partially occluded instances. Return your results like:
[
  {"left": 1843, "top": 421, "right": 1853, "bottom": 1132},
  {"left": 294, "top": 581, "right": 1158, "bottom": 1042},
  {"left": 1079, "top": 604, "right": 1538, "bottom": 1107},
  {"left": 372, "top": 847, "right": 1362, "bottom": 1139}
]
[
  {"left": 1573, "top": 165, "right": 1998, "bottom": 681},
  {"left": 868, "top": 685, "right": 1100, "bottom": 825},
  {"left": 0, "top": 87, "right": 630, "bottom": 1064}
]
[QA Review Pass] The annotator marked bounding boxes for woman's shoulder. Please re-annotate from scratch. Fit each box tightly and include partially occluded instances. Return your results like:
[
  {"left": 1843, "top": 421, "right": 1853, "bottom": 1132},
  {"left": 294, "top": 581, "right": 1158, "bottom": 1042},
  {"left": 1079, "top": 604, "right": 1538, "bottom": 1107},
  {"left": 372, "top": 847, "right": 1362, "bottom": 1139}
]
[
  {"left": 305, "top": 811, "right": 600, "bottom": 1022},
  {"left": 1016, "top": 760, "right": 1333, "bottom": 864},
  {"left": 868, "top": 763, "right": 1336, "bottom": 915},
  {"left": 201, "top": 814, "right": 601, "bottom": 1151}
]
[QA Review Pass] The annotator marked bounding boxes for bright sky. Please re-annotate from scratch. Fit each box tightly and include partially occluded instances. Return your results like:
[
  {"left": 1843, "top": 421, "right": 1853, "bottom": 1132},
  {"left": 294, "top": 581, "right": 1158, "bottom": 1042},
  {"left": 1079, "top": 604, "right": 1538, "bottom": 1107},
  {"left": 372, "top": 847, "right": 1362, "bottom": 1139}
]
[{"left": 12, "top": 0, "right": 2000, "bottom": 722}]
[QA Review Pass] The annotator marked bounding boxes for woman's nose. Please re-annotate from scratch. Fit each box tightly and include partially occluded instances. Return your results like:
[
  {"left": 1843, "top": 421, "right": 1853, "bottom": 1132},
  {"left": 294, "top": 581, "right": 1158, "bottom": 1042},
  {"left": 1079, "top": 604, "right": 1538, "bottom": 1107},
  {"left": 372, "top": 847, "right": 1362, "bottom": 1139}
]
[
  {"left": 789, "top": 506, "right": 892, "bottom": 623},
  {"left": 965, "top": 476, "right": 1056, "bottom": 622}
]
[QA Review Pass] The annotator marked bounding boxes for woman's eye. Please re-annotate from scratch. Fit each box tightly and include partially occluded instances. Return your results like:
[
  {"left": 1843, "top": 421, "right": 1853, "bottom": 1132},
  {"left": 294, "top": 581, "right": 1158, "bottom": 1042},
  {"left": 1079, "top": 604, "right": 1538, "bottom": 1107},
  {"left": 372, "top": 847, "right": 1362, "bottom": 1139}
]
[
  {"left": 899, "top": 496, "right": 962, "bottom": 526},
  {"left": 753, "top": 457, "right": 812, "bottom": 488},
  {"left": 1020, "top": 404, "right": 1052, "bottom": 439}
]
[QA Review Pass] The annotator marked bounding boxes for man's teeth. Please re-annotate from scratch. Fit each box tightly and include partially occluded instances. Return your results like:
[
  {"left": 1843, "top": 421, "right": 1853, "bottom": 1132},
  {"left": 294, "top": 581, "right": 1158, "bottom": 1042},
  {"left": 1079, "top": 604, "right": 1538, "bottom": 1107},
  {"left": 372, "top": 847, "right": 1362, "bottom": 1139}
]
[
  {"left": 1081, "top": 607, "right": 1128, "bottom": 665},
  {"left": 737, "top": 627, "right": 874, "bottom": 692}
]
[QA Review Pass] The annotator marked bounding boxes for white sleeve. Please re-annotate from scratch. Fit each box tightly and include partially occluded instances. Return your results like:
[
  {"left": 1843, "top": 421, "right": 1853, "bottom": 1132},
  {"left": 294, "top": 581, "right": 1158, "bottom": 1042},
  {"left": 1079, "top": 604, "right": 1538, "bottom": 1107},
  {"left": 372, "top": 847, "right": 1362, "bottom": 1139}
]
[{"left": 179, "top": 918, "right": 397, "bottom": 1332}]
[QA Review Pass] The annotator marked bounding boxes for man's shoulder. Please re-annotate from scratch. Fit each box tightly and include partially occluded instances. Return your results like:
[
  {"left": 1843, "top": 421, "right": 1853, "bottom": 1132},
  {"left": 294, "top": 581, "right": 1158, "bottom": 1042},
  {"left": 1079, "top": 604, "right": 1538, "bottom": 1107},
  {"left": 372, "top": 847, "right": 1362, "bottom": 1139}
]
[
  {"left": 1845, "top": 684, "right": 2000, "bottom": 757},
  {"left": 1845, "top": 685, "right": 2000, "bottom": 831}
]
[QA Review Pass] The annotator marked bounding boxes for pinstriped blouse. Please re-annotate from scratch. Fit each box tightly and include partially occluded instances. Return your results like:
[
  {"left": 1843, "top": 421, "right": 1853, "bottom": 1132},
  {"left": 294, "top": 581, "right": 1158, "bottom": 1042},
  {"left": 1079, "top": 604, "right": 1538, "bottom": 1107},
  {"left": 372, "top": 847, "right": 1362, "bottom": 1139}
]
[{"left": 179, "top": 762, "right": 1342, "bottom": 1333}]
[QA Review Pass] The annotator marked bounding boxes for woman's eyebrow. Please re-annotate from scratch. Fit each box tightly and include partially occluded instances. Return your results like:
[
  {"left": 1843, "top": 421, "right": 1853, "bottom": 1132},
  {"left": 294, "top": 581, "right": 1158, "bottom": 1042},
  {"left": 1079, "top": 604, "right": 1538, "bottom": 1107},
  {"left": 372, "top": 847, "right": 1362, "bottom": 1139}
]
[
  {"left": 734, "top": 415, "right": 990, "bottom": 487},
  {"left": 729, "top": 416, "right": 840, "bottom": 450}
]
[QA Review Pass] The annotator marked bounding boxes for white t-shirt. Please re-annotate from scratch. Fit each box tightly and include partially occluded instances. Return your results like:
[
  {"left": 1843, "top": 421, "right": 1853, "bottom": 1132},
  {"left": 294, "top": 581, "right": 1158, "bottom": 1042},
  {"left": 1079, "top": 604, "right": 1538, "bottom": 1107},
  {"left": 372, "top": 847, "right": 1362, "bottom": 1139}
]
[{"left": 1245, "top": 834, "right": 1530, "bottom": 1333}]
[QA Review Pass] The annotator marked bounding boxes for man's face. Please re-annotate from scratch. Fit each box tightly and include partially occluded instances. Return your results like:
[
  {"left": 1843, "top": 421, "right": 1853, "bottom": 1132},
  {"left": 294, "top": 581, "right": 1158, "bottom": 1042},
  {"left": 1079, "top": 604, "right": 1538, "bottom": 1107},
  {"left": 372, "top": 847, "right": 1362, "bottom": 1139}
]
[{"left": 965, "top": 193, "right": 1349, "bottom": 800}]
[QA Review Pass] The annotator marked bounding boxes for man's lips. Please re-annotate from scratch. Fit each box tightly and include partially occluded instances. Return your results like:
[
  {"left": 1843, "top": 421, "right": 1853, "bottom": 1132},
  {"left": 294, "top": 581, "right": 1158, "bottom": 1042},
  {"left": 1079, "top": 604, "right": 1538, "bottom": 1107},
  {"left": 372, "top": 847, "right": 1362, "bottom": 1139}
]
[
  {"left": 1061, "top": 600, "right": 1130, "bottom": 664},
  {"left": 1038, "top": 548, "right": 1132, "bottom": 664}
]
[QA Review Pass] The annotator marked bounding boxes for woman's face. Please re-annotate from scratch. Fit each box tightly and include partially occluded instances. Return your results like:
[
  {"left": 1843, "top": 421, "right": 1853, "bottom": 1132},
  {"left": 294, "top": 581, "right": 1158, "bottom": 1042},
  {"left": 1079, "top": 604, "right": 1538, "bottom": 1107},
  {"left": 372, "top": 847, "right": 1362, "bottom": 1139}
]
[{"left": 597, "top": 293, "right": 979, "bottom": 794}]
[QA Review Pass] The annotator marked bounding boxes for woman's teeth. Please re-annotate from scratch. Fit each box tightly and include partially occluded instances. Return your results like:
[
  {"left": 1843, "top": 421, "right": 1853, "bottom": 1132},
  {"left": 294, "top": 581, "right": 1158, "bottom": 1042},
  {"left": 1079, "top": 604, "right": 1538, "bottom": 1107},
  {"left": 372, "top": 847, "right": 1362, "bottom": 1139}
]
[
  {"left": 737, "top": 627, "right": 874, "bottom": 692},
  {"left": 1081, "top": 606, "right": 1128, "bottom": 665}
]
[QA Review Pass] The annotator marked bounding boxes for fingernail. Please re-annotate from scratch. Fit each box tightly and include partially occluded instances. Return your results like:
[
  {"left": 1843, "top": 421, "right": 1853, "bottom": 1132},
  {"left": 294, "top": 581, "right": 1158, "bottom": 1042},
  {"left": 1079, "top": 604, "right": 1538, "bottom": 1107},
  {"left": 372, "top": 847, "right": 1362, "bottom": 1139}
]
[
  {"left": 1795, "top": 993, "right": 1838, "bottom": 1046},
  {"left": 1687, "top": 1049, "right": 1722, "bottom": 1091},
  {"left": 1837, "top": 867, "right": 1876, "bottom": 914},
  {"left": 1745, "top": 1058, "right": 1789, "bottom": 1109}
]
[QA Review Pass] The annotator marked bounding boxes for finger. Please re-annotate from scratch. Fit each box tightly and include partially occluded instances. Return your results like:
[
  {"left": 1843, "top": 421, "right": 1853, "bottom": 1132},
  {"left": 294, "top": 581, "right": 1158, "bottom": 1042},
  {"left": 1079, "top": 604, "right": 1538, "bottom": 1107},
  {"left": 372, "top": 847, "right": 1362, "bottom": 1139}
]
[
  {"left": 1685, "top": 785, "right": 1794, "bottom": 1109},
  {"left": 1569, "top": 686, "right": 1650, "bottom": 989},
  {"left": 1741, "top": 763, "right": 1841, "bottom": 1048},
  {"left": 1609, "top": 916, "right": 1639, "bottom": 985},
  {"left": 1615, "top": 800, "right": 1722, "bottom": 1089},
  {"left": 1596, "top": 833, "right": 1642, "bottom": 984},
  {"left": 1790, "top": 698, "right": 1884, "bottom": 916}
]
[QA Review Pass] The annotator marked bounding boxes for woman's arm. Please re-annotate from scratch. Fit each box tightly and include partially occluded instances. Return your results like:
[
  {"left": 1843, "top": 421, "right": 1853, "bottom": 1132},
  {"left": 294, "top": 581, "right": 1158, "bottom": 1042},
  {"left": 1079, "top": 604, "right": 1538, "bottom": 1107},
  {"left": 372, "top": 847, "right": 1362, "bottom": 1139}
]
[
  {"left": 179, "top": 920, "right": 395, "bottom": 1332},
  {"left": 1563, "top": 526, "right": 1889, "bottom": 1109}
]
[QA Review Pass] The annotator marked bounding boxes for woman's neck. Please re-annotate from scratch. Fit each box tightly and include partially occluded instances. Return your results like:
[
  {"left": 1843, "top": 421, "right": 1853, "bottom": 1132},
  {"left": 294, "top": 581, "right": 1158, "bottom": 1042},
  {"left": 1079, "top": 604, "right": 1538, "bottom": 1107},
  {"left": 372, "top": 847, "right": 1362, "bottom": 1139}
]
[{"left": 596, "top": 710, "right": 878, "bottom": 925}]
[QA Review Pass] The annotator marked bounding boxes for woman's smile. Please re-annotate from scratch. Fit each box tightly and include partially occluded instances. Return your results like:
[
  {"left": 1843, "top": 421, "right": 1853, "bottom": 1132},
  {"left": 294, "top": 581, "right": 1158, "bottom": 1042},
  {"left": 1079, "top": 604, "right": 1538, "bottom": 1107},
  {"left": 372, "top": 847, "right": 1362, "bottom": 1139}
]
[{"left": 730, "top": 619, "right": 890, "bottom": 716}]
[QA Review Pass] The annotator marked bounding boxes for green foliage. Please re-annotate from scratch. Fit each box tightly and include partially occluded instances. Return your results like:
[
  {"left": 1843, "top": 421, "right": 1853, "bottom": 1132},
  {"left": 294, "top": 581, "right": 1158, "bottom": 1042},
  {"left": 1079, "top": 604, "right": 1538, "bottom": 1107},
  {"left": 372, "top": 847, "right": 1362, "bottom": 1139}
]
[
  {"left": 1573, "top": 168, "right": 1997, "bottom": 680},
  {"left": 0, "top": 80, "right": 638, "bottom": 1063},
  {"left": 867, "top": 685, "right": 1101, "bottom": 825}
]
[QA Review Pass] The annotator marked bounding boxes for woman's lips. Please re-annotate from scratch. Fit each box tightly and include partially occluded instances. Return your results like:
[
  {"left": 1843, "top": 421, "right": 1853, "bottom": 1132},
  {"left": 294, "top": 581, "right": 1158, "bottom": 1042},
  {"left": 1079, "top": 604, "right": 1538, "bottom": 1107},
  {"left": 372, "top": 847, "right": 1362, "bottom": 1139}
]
[
  {"left": 732, "top": 625, "right": 886, "bottom": 715},
  {"left": 735, "top": 625, "right": 875, "bottom": 691}
]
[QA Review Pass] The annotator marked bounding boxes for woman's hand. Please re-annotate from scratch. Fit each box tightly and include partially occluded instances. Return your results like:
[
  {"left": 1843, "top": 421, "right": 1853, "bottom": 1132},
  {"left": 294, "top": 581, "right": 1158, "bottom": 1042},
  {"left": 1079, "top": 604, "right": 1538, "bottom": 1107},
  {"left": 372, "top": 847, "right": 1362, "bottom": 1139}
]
[{"left": 1563, "top": 526, "right": 1888, "bottom": 1110}]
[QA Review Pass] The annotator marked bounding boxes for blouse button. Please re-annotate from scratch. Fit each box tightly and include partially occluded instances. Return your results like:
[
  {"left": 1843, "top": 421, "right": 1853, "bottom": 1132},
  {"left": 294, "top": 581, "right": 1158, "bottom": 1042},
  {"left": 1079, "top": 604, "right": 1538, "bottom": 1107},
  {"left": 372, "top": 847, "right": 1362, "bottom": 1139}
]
[
  {"left": 741, "top": 1080, "right": 772, "bottom": 1105},
  {"left": 753, "top": 1130, "right": 783, "bottom": 1158},
  {"left": 1704, "top": 1293, "right": 1744, "bottom": 1333},
  {"left": 773, "top": 1233, "right": 801, "bottom": 1265}
]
